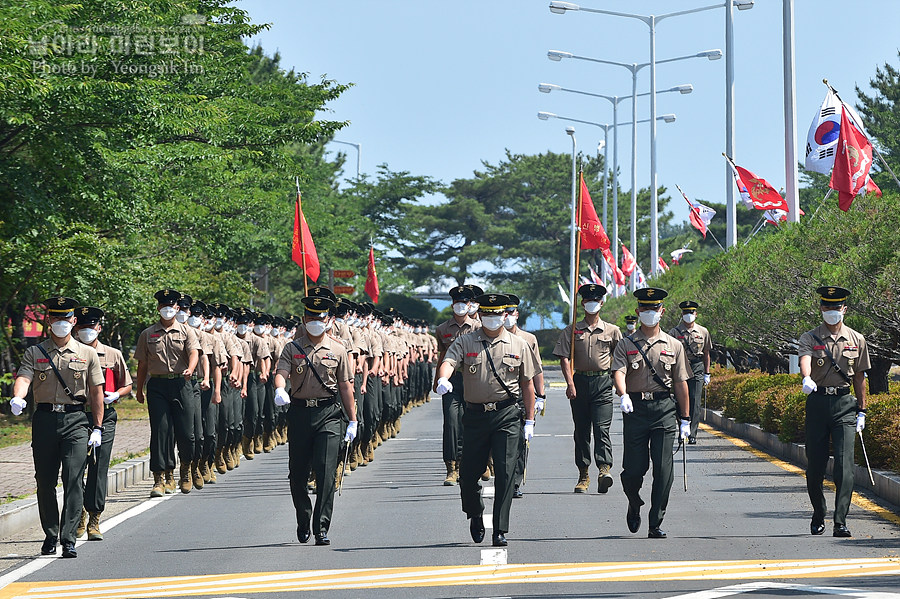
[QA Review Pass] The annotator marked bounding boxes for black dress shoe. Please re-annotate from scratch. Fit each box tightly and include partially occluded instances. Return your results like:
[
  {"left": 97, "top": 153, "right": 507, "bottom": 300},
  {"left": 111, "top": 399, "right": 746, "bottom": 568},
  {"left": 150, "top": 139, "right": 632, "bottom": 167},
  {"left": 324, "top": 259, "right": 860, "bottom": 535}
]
[
  {"left": 687, "top": 435, "right": 697, "bottom": 445},
  {"left": 648, "top": 527, "right": 667, "bottom": 539},
  {"left": 626, "top": 504, "right": 641, "bottom": 534},
  {"left": 469, "top": 517, "right": 486, "bottom": 544},
  {"left": 513, "top": 485, "right": 523, "bottom": 499},
  {"left": 40, "top": 537, "right": 57, "bottom": 555},
  {"left": 810, "top": 520, "right": 826, "bottom": 535},
  {"left": 492, "top": 531, "right": 507, "bottom": 547},
  {"left": 297, "top": 525, "right": 311, "bottom": 544},
  {"left": 314, "top": 533, "right": 330, "bottom": 546},
  {"left": 833, "top": 524, "right": 852, "bottom": 538},
  {"left": 61, "top": 542, "right": 77, "bottom": 558}
]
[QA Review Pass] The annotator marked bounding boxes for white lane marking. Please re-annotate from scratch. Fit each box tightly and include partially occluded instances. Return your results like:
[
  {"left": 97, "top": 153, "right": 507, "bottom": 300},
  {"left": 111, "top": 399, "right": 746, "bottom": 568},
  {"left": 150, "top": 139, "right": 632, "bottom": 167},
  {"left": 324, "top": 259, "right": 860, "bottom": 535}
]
[
  {"left": 480, "top": 549, "right": 507, "bottom": 566},
  {"left": 665, "top": 581, "right": 900, "bottom": 598},
  {"left": 482, "top": 514, "right": 492, "bottom": 530},
  {"left": 0, "top": 495, "right": 173, "bottom": 592}
]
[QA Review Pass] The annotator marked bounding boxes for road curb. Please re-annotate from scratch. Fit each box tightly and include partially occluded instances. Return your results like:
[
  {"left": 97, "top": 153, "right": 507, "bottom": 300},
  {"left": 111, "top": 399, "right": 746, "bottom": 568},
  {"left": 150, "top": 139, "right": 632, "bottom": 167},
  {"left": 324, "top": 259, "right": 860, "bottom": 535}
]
[
  {"left": 703, "top": 408, "right": 900, "bottom": 508},
  {"left": 0, "top": 455, "right": 151, "bottom": 539}
]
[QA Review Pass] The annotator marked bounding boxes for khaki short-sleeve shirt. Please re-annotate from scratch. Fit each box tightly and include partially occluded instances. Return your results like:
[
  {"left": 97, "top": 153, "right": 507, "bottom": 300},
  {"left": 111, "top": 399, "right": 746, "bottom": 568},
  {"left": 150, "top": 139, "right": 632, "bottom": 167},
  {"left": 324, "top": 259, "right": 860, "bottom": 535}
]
[
  {"left": 277, "top": 334, "right": 352, "bottom": 399},
  {"left": 435, "top": 316, "right": 481, "bottom": 353},
  {"left": 237, "top": 337, "right": 252, "bottom": 365},
  {"left": 368, "top": 328, "right": 384, "bottom": 359},
  {"left": 242, "top": 334, "right": 270, "bottom": 372},
  {"left": 668, "top": 323, "right": 712, "bottom": 362},
  {"left": 512, "top": 328, "right": 541, "bottom": 365},
  {"left": 133, "top": 321, "right": 201, "bottom": 375},
  {"left": 612, "top": 329, "right": 691, "bottom": 393},
  {"left": 442, "top": 329, "right": 540, "bottom": 404},
  {"left": 18, "top": 338, "right": 104, "bottom": 404},
  {"left": 799, "top": 323, "right": 870, "bottom": 386},
  {"left": 553, "top": 319, "right": 622, "bottom": 371}
]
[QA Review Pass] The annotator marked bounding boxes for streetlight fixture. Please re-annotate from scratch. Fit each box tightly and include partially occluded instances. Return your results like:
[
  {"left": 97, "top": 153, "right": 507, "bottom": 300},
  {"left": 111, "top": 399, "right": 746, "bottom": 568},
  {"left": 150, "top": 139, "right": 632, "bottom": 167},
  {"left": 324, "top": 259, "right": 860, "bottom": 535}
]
[
  {"left": 550, "top": 0, "right": 753, "bottom": 266},
  {"left": 539, "top": 81, "right": 692, "bottom": 267},
  {"left": 330, "top": 139, "right": 362, "bottom": 182}
]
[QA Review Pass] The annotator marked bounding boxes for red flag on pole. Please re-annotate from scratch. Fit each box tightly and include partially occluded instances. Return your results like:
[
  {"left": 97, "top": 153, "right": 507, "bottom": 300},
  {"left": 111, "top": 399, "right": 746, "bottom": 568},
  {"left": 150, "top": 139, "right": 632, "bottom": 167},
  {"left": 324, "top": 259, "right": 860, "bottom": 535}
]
[
  {"left": 658, "top": 257, "right": 670, "bottom": 272},
  {"left": 601, "top": 248, "right": 626, "bottom": 286},
  {"left": 830, "top": 107, "right": 877, "bottom": 211},
  {"left": 620, "top": 244, "right": 637, "bottom": 277},
  {"left": 365, "top": 246, "right": 379, "bottom": 304},
  {"left": 292, "top": 197, "right": 320, "bottom": 282},
  {"left": 579, "top": 174, "right": 610, "bottom": 250},
  {"left": 727, "top": 160, "right": 788, "bottom": 211}
]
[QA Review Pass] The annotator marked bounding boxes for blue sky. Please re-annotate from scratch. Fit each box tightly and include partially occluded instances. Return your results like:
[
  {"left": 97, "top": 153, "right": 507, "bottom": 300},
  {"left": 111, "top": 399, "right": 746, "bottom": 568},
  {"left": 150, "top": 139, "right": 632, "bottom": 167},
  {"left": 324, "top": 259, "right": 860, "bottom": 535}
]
[{"left": 240, "top": 0, "right": 900, "bottom": 230}]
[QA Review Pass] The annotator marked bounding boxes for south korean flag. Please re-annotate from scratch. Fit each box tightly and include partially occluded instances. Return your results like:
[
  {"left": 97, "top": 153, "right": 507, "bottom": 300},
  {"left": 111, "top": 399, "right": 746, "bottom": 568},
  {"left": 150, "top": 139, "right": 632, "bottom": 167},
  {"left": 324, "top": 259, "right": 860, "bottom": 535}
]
[{"left": 805, "top": 89, "right": 867, "bottom": 175}]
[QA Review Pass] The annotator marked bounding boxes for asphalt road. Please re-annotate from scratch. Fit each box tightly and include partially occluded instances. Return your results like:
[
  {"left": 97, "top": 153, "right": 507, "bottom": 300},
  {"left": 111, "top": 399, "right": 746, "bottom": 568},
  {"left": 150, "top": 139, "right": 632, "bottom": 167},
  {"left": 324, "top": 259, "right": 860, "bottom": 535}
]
[{"left": 2, "top": 370, "right": 900, "bottom": 599}]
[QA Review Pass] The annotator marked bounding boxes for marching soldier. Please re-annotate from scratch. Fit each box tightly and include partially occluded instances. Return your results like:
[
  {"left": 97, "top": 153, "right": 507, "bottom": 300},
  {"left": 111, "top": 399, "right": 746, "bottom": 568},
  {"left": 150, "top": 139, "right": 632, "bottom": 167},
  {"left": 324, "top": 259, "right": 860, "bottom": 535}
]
[
  {"left": 236, "top": 309, "right": 270, "bottom": 460},
  {"left": 212, "top": 303, "right": 242, "bottom": 475},
  {"left": 553, "top": 284, "right": 622, "bottom": 494},
  {"left": 799, "top": 286, "right": 870, "bottom": 538},
  {"left": 189, "top": 300, "right": 223, "bottom": 485},
  {"left": 134, "top": 289, "right": 201, "bottom": 496},
  {"left": 668, "top": 301, "right": 712, "bottom": 444},
  {"left": 274, "top": 294, "right": 358, "bottom": 546},
  {"left": 611, "top": 288, "right": 691, "bottom": 539},
  {"left": 73, "top": 307, "right": 132, "bottom": 541},
  {"left": 10, "top": 297, "right": 104, "bottom": 558},
  {"left": 433, "top": 285, "right": 481, "bottom": 485},
  {"left": 623, "top": 314, "right": 638, "bottom": 334},
  {"left": 435, "top": 293, "right": 540, "bottom": 547}
]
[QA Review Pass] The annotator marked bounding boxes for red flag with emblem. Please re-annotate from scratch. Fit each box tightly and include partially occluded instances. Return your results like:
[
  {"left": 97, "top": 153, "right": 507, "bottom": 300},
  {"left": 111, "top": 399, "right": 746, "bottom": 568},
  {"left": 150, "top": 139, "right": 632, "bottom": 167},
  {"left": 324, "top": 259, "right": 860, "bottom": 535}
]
[
  {"left": 365, "top": 246, "right": 379, "bottom": 304},
  {"left": 830, "top": 107, "right": 877, "bottom": 211},
  {"left": 579, "top": 174, "right": 610, "bottom": 250},
  {"left": 728, "top": 160, "right": 788, "bottom": 211},
  {"left": 292, "top": 195, "right": 320, "bottom": 282},
  {"left": 620, "top": 244, "right": 637, "bottom": 277}
]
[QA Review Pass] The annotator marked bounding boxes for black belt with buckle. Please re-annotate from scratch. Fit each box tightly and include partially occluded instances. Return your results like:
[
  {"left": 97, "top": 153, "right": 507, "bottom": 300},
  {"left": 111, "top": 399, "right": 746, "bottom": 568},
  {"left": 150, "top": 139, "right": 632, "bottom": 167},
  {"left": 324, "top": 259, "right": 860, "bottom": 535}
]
[
  {"left": 574, "top": 369, "right": 610, "bottom": 377},
  {"left": 629, "top": 391, "right": 672, "bottom": 402},
  {"left": 466, "top": 398, "right": 518, "bottom": 413},
  {"left": 149, "top": 373, "right": 179, "bottom": 379},
  {"left": 819, "top": 386, "right": 851, "bottom": 396},
  {"left": 36, "top": 403, "right": 85, "bottom": 413},
  {"left": 298, "top": 397, "right": 337, "bottom": 408}
]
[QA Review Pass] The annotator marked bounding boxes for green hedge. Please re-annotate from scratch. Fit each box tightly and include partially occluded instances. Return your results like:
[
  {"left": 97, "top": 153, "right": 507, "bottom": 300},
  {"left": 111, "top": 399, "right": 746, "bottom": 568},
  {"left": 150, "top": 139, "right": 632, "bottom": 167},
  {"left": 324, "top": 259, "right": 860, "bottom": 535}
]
[{"left": 707, "top": 367, "right": 900, "bottom": 472}]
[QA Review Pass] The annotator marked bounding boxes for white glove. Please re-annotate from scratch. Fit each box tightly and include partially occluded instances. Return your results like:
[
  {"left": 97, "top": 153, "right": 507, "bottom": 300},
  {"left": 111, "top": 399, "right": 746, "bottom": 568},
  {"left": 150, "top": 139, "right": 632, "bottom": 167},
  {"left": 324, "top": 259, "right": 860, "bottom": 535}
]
[
  {"left": 856, "top": 412, "right": 865, "bottom": 433},
  {"left": 680, "top": 419, "right": 691, "bottom": 439},
  {"left": 10, "top": 396, "right": 26, "bottom": 416},
  {"left": 103, "top": 391, "right": 119, "bottom": 405},
  {"left": 344, "top": 420, "right": 358, "bottom": 442},
  {"left": 436, "top": 377, "right": 453, "bottom": 395},
  {"left": 274, "top": 387, "right": 291, "bottom": 406},
  {"left": 703, "top": 373, "right": 711, "bottom": 386},
  {"left": 523, "top": 419, "right": 535, "bottom": 441},
  {"left": 534, "top": 397, "right": 545, "bottom": 413},
  {"left": 88, "top": 428, "right": 102, "bottom": 449},
  {"left": 619, "top": 393, "right": 634, "bottom": 414},
  {"left": 802, "top": 376, "right": 818, "bottom": 394}
]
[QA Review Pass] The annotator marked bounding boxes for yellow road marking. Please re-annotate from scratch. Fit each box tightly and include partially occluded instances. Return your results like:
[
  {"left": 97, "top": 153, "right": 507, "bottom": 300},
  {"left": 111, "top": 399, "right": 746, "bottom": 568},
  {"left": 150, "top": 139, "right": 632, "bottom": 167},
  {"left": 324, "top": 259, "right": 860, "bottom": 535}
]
[
  {"left": 699, "top": 423, "right": 900, "bottom": 527},
  {"left": 2, "top": 558, "right": 900, "bottom": 598}
]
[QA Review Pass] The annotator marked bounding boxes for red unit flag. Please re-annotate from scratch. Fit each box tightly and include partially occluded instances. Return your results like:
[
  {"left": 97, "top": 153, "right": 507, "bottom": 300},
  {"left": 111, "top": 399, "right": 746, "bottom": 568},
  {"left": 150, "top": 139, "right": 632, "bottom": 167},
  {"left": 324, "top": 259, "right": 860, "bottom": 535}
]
[
  {"left": 830, "top": 107, "right": 876, "bottom": 211},
  {"left": 579, "top": 174, "right": 610, "bottom": 250},
  {"left": 365, "top": 246, "right": 379, "bottom": 304},
  {"left": 292, "top": 197, "right": 320, "bottom": 282}
]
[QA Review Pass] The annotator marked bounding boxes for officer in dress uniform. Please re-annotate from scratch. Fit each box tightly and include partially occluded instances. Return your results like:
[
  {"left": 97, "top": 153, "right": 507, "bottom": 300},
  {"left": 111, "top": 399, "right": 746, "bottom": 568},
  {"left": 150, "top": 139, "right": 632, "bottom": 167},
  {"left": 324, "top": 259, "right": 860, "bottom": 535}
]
[
  {"left": 611, "top": 288, "right": 691, "bottom": 539},
  {"left": 668, "top": 301, "right": 712, "bottom": 444},
  {"left": 10, "top": 297, "right": 104, "bottom": 558},
  {"left": 435, "top": 293, "right": 540, "bottom": 547},
  {"left": 134, "top": 289, "right": 201, "bottom": 496},
  {"left": 73, "top": 307, "right": 132, "bottom": 541},
  {"left": 553, "top": 284, "right": 622, "bottom": 494},
  {"left": 274, "top": 295, "right": 357, "bottom": 546},
  {"left": 433, "top": 285, "right": 482, "bottom": 485},
  {"left": 799, "top": 286, "right": 870, "bottom": 538}
]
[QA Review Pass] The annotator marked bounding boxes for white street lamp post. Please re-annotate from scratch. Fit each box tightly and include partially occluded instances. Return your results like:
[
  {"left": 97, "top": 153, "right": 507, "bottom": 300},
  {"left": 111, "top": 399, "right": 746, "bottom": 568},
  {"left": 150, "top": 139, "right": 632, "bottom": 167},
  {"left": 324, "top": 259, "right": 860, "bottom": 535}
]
[
  {"left": 331, "top": 139, "right": 362, "bottom": 182},
  {"left": 567, "top": 127, "right": 578, "bottom": 324}
]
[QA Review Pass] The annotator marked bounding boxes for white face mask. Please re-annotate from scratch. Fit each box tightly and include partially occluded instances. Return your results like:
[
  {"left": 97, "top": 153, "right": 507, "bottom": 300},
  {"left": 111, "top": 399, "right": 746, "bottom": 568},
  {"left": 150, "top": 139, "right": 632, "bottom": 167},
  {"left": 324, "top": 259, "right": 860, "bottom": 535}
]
[
  {"left": 504, "top": 314, "right": 517, "bottom": 330},
  {"left": 481, "top": 315, "right": 505, "bottom": 331},
  {"left": 159, "top": 306, "right": 177, "bottom": 320},
  {"left": 236, "top": 324, "right": 250, "bottom": 335},
  {"left": 682, "top": 313, "right": 696, "bottom": 324},
  {"left": 626, "top": 323, "right": 636, "bottom": 331},
  {"left": 583, "top": 301, "right": 602, "bottom": 314},
  {"left": 822, "top": 310, "right": 844, "bottom": 326},
  {"left": 203, "top": 322, "right": 214, "bottom": 332},
  {"left": 468, "top": 304, "right": 479, "bottom": 315},
  {"left": 50, "top": 320, "right": 74, "bottom": 338},
  {"left": 305, "top": 320, "right": 328, "bottom": 337},
  {"left": 215, "top": 318, "right": 224, "bottom": 330},
  {"left": 175, "top": 310, "right": 189, "bottom": 324},
  {"left": 188, "top": 315, "right": 202, "bottom": 328},
  {"left": 639, "top": 309, "right": 662, "bottom": 327},
  {"left": 452, "top": 302, "right": 469, "bottom": 316},
  {"left": 76, "top": 327, "right": 98, "bottom": 344},
  {"left": 253, "top": 324, "right": 265, "bottom": 335}
]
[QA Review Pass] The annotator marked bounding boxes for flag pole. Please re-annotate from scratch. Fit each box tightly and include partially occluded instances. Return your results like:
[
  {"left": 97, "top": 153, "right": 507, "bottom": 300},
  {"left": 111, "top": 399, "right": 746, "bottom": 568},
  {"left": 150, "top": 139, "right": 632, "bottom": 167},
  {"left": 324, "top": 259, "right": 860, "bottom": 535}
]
[
  {"left": 676, "top": 184, "right": 726, "bottom": 252},
  {"left": 296, "top": 177, "right": 308, "bottom": 296},
  {"left": 569, "top": 171, "right": 584, "bottom": 380},
  {"left": 824, "top": 79, "right": 900, "bottom": 191}
]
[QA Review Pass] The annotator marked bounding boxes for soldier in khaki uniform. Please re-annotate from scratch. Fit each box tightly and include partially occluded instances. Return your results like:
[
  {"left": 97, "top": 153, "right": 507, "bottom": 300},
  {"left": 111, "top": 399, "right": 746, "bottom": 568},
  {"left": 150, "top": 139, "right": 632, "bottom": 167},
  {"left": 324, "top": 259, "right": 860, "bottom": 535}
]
[
  {"left": 10, "top": 297, "right": 104, "bottom": 558},
  {"left": 236, "top": 309, "right": 270, "bottom": 460},
  {"left": 612, "top": 287, "right": 691, "bottom": 539},
  {"left": 361, "top": 303, "right": 383, "bottom": 463},
  {"left": 73, "top": 307, "right": 133, "bottom": 541},
  {"left": 189, "top": 300, "right": 223, "bottom": 484},
  {"left": 668, "top": 301, "right": 712, "bottom": 444},
  {"left": 433, "top": 285, "right": 482, "bottom": 485},
  {"left": 799, "top": 286, "right": 870, "bottom": 538},
  {"left": 274, "top": 295, "right": 358, "bottom": 546},
  {"left": 134, "top": 289, "right": 202, "bottom": 496},
  {"left": 623, "top": 314, "right": 638, "bottom": 334},
  {"left": 554, "top": 284, "right": 622, "bottom": 494},
  {"left": 436, "top": 293, "right": 540, "bottom": 547}
]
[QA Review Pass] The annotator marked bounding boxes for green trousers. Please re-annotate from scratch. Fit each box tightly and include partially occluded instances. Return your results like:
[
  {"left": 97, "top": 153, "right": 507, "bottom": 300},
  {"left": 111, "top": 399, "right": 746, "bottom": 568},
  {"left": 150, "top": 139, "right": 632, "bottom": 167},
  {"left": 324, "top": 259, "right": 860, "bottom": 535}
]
[
  {"left": 243, "top": 372, "right": 263, "bottom": 440},
  {"left": 84, "top": 406, "right": 117, "bottom": 513},
  {"left": 571, "top": 372, "right": 614, "bottom": 470},
  {"left": 805, "top": 391, "right": 857, "bottom": 526},
  {"left": 459, "top": 402, "right": 521, "bottom": 533},
  {"left": 687, "top": 361, "right": 705, "bottom": 438},
  {"left": 147, "top": 377, "right": 196, "bottom": 471},
  {"left": 620, "top": 394, "right": 677, "bottom": 529},
  {"left": 32, "top": 409, "right": 88, "bottom": 544},
  {"left": 442, "top": 371, "right": 465, "bottom": 462}
]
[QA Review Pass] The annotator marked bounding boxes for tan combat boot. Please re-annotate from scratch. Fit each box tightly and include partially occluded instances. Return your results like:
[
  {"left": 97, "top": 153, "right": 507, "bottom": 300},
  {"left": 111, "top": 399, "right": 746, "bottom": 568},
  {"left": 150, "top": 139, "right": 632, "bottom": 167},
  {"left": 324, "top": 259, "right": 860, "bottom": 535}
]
[
  {"left": 200, "top": 459, "right": 212, "bottom": 483},
  {"left": 574, "top": 467, "right": 590, "bottom": 494},
  {"left": 348, "top": 446, "right": 359, "bottom": 471},
  {"left": 262, "top": 432, "right": 273, "bottom": 453},
  {"left": 164, "top": 470, "right": 176, "bottom": 494},
  {"left": 215, "top": 447, "right": 227, "bottom": 474},
  {"left": 87, "top": 512, "right": 103, "bottom": 541},
  {"left": 597, "top": 464, "right": 614, "bottom": 494},
  {"left": 254, "top": 434, "right": 263, "bottom": 454},
  {"left": 151, "top": 472, "right": 165, "bottom": 497},
  {"left": 242, "top": 436, "right": 255, "bottom": 460},
  {"left": 208, "top": 462, "right": 217, "bottom": 483},
  {"left": 76, "top": 508, "right": 88, "bottom": 537},
  {"left": 444, "top": 461, "right": 458, "bottom": 486},
  {"left": 364, "top": 440, "right": 375, "bottom": 464},
  {"left": 192, "top": 460, "right": 204, "bottom": 490},
  {"left": 393, "top": 419, "right": 400, "bottom": 437},
  {"left": 179, "top": 462, "right": 192, "bottom": 494}
]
